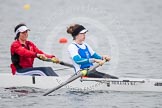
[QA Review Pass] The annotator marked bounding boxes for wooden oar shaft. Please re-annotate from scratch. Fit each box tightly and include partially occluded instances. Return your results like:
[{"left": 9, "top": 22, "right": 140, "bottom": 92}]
[{"left": 43, "top": 60, "right": 106, "bottom": 96}]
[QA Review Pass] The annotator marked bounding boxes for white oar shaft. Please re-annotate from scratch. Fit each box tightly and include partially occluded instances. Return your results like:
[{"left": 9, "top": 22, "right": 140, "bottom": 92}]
[
  {"left": 43, "top": 60, "right": 105, "bottom": 96},
  {"left": 43, "top": 72, "right": 82, "bottom": 96}
]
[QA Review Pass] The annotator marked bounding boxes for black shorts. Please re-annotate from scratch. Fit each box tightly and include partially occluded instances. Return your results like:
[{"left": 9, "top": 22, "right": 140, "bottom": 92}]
[{"left": 87, "top": 70, "right": 118, "bottom": 79}]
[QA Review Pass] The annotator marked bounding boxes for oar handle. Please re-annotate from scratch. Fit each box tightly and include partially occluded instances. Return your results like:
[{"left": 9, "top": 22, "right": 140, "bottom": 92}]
[{"left": 91, "top": 59, "right": 106, "bottom": 70}]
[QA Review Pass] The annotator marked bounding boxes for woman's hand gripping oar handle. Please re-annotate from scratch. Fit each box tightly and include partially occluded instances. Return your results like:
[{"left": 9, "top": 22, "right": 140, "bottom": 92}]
[{"left": 43, "top": 59, "right": 107, "bottom": 96}]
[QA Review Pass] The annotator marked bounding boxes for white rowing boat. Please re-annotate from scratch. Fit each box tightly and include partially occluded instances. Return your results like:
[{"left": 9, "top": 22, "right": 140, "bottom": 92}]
[{"left": 1, "top": 73, "right": 162, "bottom": 92}]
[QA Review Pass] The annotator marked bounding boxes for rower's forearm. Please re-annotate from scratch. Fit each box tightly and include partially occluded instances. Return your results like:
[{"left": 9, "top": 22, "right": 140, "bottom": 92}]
[
  {"left": 73, "top": 55, "right": 91, "bottom": 65},
  {"left": 91, "top": 53, "right": 102, "bottom": 59}
]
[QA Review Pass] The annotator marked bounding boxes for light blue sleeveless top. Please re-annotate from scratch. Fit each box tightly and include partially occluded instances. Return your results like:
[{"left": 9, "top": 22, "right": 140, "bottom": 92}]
[{"left": 74, "top": 44, "right": 93, "bottom": 69}]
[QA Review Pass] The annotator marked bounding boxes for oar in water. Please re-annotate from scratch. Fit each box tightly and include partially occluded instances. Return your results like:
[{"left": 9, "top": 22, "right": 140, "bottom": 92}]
[{"left": 43, "top": 60, "right": 106, "bottom": 96}]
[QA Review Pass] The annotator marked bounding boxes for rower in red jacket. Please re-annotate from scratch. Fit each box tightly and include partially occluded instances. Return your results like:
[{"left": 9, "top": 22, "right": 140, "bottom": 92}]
[{"left": 10, "top": 23, "right": 59, "bottom": 76}]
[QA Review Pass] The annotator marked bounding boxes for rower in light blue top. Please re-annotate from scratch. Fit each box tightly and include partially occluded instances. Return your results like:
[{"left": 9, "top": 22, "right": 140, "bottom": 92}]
[{"left": 67, "top": 24, "right": 118, "bottom": 79}]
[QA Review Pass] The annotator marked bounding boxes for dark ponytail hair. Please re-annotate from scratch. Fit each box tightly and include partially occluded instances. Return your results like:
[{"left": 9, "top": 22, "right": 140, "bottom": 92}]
[
  {"left": 14, "top": 23, "right": 26, "bottom": 40},
  {"left": 67, "top": 24, "right": 80, "bottom": 40}
]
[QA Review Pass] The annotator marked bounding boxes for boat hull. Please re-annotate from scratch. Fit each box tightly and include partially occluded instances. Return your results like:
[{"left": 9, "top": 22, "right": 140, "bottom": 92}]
[{"left": 1, "top": 73, "right": 162, "bottom": 92}]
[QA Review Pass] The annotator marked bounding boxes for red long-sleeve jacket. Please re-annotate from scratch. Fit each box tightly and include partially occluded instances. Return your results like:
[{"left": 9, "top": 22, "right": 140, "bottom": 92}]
[{"left": 10, "top": 40, "right": 54, "bottom": 75}]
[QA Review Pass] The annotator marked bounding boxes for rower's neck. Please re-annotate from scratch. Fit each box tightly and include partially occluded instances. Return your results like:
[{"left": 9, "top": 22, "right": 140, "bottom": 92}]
[
  {"left": 18, "top": 39, "right": 26, "bottom": 45},
  {"left": 74, "top": 40, "right": 83, "bottom": 45}
]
